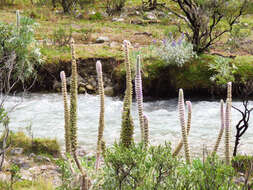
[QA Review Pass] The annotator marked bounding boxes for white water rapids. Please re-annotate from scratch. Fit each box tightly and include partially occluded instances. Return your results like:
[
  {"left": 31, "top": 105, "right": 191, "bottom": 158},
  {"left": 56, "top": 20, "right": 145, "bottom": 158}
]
[{"left": 3, "top": 93, "right": 253, "bottom": 156}]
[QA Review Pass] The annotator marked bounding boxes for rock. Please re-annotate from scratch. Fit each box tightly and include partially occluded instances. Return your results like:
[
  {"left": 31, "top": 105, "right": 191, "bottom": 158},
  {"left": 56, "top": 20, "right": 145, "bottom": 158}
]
[
  {"left": 110, "top": 41, "right": 119, "bottom": 48},
  {"left": 234, "top": 176, "right": 245, "bottom": 184},
  {"left": 104, "top": 86, "right": 114, "bottom": 96},
  {"left": 11, "top": 147, "right": 23, "bottom": 155},
  {"left": 29, "top": 153, "right": 36, "bottom": 158},
  {"left": 79, "top": 86, "right": 86, "bottom": 94},
  {"left": 0, "top": 172, "right": 11, "bottom": 181},
  {"left": 86, "top": 84, "right": 95, "bottom": 91},
  {"left": 112, "top": 17, "right": 124, "bottom": 22},
  {"left": 35, "top": 155, "right": 50, "bottom": 162},
  {"left": 53, "top": 80, "right": 61, "bottom": 91},
  {"left": 76, "top": 147, "right": 87, "bottom": 157},
  {"left": 96, "top": 36, "right": 110, "bottom": 43},
  {"left": 145, "top": 12, "right": 157, "bottom": 20},
  {"left": 11, "top": 157, "right": 31, "bottom": 169}
]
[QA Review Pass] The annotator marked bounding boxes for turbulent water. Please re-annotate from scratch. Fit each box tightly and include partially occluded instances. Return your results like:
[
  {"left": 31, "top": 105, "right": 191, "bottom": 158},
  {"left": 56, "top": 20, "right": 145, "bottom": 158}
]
[{"left": 3, "top": 93, "right": 253, "bottom": 156}]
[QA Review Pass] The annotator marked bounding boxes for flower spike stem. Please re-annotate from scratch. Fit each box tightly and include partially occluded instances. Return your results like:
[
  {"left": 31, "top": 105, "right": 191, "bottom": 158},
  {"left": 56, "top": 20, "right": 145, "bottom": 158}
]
[
  {"left": 178, "top": 89, "right": 191, "bottom": 164},
  {"left": 95, "top": 60, "right": 105, "bottom": 171}
]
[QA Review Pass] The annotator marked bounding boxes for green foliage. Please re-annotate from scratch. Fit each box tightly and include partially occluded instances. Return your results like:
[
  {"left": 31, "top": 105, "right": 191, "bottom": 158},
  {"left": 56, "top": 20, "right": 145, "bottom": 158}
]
[
  {"left": 0, "top": 179, "right": 54, "bottom": 190},
  {"left": 232, "top": 155, "right": 253, "bottom": 173},
  {"left": 10, "top": 164, "right": 21, "bottom": 190},
  {"left": 0, "top": 16, "right": 43, "bottom": 86},
  {"left": 52, "top": 26, "right": 73, "bottom": 47},
  {"left": 55, "top": 158, "right": 76, "bottom": 190},
  {"left": 89, "top": 12, "right": 103, "bottom": 20},
  {"left": 208, "top": 56, "right": 237, "bottom": 85},
  {"left": 234, "top": 56, "right": 253, "bottom": 82}
]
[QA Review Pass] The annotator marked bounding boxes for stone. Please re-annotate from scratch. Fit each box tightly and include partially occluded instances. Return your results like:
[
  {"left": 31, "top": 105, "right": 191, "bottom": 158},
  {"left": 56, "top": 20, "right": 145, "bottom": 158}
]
[
  {"left": 145, "top": 12, "right": 157, "bottom": 20},
  {"left": 35, "top": 155, "right": 50, "bottom": 162},
  {"left": 104, "top": 86, "right": 114, "bottom": 96},
  {"left": 29, "top": 153, "right": 36, "bottom": 158},
  {"left": 110, "top": 41, "right": 119, "bottom": 48},
  {"left": 0, "top": 172, "right": 11, "bottom": 181},
  {"left": 79, "top": 86, "right": 86, "bottom": 94},
  {"left": 112, "top": 17, "right": 124, "bottom": 22},
  {"left": 10, "top": 147, "right": 23, "bottom": 155},
  {"left": 86, "top": 84, "right": 95, "bottom": 91},
  {"left": 96, "top": 36, "right": 110, "bottom": 43},
  {"left": 11, "top": 157, "right": 31, "bottom": 169}
]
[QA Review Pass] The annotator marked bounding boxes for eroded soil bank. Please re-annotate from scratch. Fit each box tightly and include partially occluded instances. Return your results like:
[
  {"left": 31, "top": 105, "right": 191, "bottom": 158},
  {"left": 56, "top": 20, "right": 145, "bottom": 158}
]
[{"left": 31, "top": 57, "right": 251, "bottom": 99}]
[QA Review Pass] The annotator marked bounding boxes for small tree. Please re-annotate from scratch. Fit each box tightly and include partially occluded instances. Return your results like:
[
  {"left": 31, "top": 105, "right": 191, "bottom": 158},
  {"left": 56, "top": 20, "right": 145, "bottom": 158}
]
[
  {"left": 232, "top": 80, "right": 253, "bottom": 156},
  {"left": 167, "top": 0, "right": 248, "bottom": 53}
]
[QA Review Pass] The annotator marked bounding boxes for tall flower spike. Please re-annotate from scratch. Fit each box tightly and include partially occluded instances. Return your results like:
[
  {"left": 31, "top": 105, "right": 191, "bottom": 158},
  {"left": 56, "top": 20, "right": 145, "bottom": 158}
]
[
  {"left": 178, "top": 89, "right": 191, "bottom": 164},
  {"left": 212, "top": 99, "right": 225, "bottom": 155},
  {"left": 95, "top": 61, "right": 105, "bottom": 171},
  {"left": 135, "top": 55, "right": 144, "bottom": 141},
  {"left": 120, "top": 40, "right": 134, "bottom": 147},
  {"left": 123, "top": 40, "right": 132, "bottom": 107},
  {"left": 70, "top": 37, "right": 78, "bottom": 154},
  {"left": 60, "top": 71, "right": 71, "bottom": 154},
  {"left": 69, "top": 38, "right": 90, "bottom": 189},
  {"left": 143, "top": 115, "right": 149, "bottom": 147},
  {"left": 225, "top": 82, "right": 232, "bottom": 165},
  {"left": 173, "top": 101, "right": 192, "bottom": 156}
]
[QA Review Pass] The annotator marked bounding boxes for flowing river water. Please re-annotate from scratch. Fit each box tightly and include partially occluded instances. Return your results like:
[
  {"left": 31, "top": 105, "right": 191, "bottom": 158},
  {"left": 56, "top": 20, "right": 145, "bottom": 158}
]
[{"left": 3, "top": 93, "right": 253, "bottom": 156}]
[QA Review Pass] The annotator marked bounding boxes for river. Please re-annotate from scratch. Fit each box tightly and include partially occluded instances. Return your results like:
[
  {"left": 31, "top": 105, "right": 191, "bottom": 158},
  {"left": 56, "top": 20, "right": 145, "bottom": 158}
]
[{"left": 3, "top": 93, "right": 253, "bottom": 156}]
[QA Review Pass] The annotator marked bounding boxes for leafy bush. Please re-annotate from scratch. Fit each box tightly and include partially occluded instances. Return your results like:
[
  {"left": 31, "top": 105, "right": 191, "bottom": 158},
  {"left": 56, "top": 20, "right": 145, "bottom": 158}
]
[
  {"left": 157, "top": 34, "right": 196, "bottom": 67},
  {"left": 89, "top": 12, "right": 103, "bottom": 20},
  {"left": 208, "top": 57, "right": 237, "bottom": 85},
  {"left": 93, "top": 143, "right": 239, "bottom": 190},
  {"left": 0, "top": 16, "right": 43, "bottom": 91}
]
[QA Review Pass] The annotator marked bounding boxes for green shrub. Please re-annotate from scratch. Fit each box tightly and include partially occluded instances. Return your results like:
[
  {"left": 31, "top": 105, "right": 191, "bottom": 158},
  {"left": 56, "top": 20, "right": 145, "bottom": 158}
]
[
  {"left": 0, "top": 16, "right": 43, "bottom": 91},
  {"left": 93, "top": 143, "right": 240, "bottom": 189},
  {"left": 89, "top": 12, "right": 103, "bottom": 20}
]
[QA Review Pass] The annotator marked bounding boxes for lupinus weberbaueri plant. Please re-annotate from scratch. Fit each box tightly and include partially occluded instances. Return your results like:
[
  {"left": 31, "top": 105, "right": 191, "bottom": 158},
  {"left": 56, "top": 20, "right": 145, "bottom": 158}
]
[
  {"left": 135, "top": 55, "right": 144, "bottom": 141},
  {"left": 69, "top": 38, "right": 78, "bottom": 155},
  {"left": 60, "top": 71, "right": 71, "bottom": 154},
  {"left": 69, "top": 39, "right": 90, "bottom": 188},
  {"left": 173, "top": 100, "right": 192, "bottom": 156},
  {"left": 212, "top": 99, "right": 225, "bottom": 155},
  {"left": 120, "top": 40, "right": 134, "bottom": 148},
  {"left": 95, "top": 60, "right": 105, "bottom": 170},
  {"left": 225, "top": 82, "right": 232, "bottom": 165},
  {"left": 143, "top": 115, "right": 149, "bottom": 146},
  {"left": 178, "top": 89, "right": 191, "bottom": 164}
]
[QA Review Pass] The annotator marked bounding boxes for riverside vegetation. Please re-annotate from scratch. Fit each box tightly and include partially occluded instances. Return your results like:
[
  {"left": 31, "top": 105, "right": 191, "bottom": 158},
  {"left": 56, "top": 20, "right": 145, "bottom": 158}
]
[{"left": 0, "top": 0, "right": 253, "bottom": 189}]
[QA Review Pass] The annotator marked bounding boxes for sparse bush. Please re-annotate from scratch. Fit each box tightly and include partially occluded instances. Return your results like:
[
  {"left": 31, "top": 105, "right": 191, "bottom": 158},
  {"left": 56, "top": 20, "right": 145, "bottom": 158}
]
[
  {"left": 104, "top": 0, "right": 126, "bottom": 16},
  {"left": 157, "top": 34, "right": 196, "bottom": 67},
  {"left": 226, "top": 25, "right": 251, "bottom": 49},
  {"left": 52, "top": 26, "right": 73, "bottom": 47}
]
